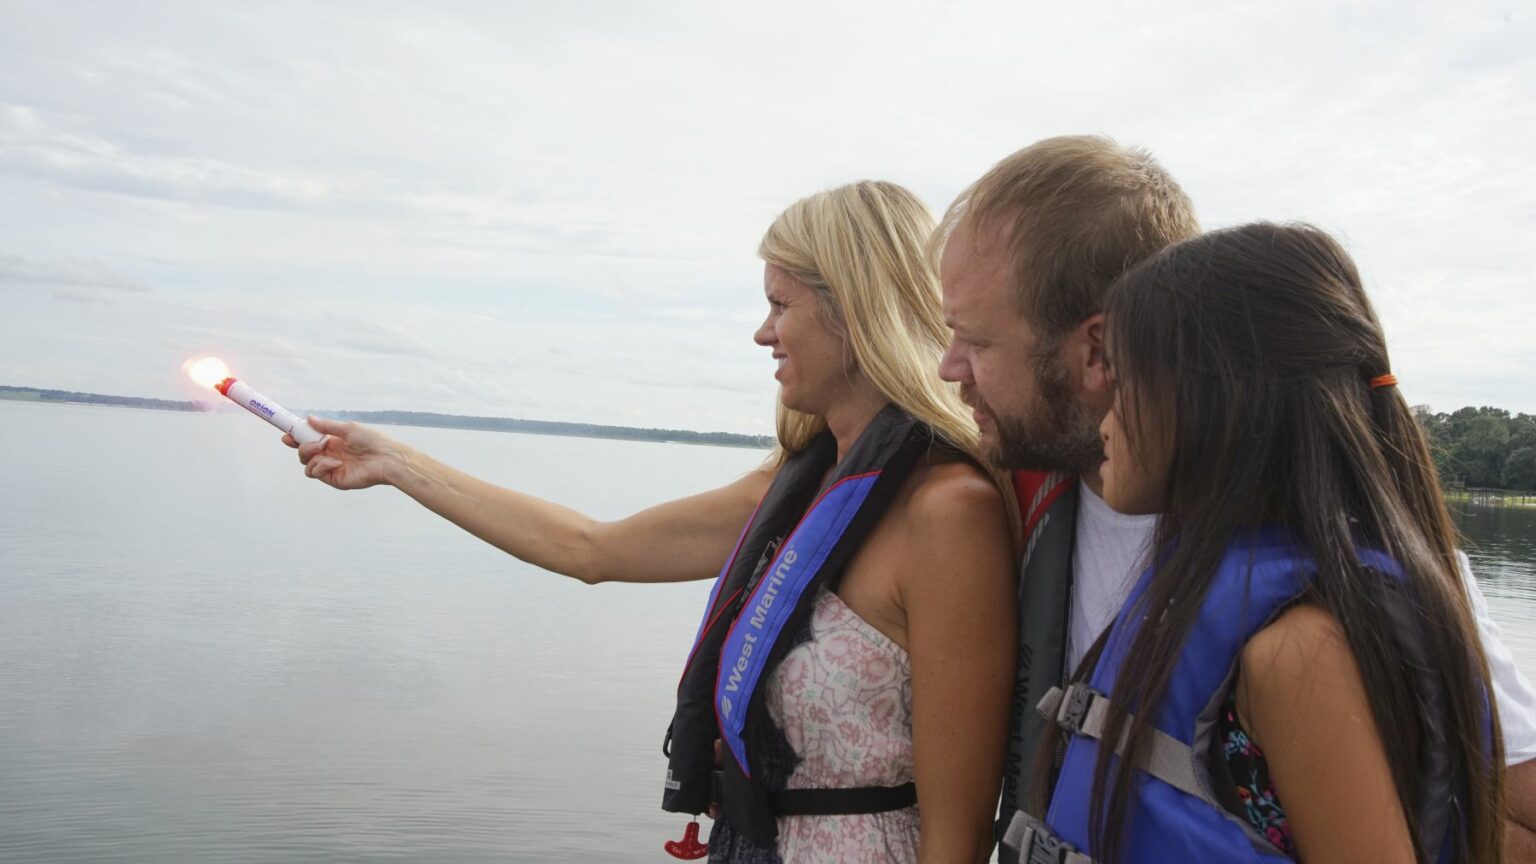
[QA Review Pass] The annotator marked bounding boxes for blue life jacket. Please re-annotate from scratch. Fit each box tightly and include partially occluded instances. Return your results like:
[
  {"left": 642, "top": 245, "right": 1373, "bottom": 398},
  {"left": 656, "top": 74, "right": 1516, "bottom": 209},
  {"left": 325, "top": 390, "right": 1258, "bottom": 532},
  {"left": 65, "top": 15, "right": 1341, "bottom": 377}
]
[
  {"left": 662, "top": 405, "right": 933, "bottom": 844},
  {"left": 1004, "top": 528, "right": 1463, "bottom": 864}
]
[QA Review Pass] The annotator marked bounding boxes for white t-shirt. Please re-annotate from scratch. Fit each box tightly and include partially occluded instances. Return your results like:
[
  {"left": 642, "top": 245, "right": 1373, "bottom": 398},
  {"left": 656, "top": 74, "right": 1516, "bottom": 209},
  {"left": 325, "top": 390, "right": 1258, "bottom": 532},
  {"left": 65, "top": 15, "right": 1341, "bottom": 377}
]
[
  {"left": 1069, "top": 481, "right": 1536, "bottom": 765},
  {"left": 1067, "top": 481, "right": 1157, "bottom": 671}
]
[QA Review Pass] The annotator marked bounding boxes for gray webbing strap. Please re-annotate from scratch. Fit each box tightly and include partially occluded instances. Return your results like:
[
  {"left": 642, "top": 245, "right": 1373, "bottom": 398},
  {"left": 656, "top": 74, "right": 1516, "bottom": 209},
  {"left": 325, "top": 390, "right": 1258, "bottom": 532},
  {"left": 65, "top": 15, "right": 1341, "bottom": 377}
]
[
  {"left": 1001, "top": 811, "right": 1096, "bottom": 864},
  {"left": 1036, "top": 684, "right": 1207, "bottom": 801}
]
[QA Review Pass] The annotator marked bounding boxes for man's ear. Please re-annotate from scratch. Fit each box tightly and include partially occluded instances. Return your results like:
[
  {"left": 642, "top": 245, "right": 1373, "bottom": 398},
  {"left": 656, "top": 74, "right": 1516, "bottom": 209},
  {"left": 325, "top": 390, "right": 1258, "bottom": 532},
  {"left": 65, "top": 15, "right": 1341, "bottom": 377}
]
[{"left": 1065, "top": 313, "right": 1111, "bottom": 397}]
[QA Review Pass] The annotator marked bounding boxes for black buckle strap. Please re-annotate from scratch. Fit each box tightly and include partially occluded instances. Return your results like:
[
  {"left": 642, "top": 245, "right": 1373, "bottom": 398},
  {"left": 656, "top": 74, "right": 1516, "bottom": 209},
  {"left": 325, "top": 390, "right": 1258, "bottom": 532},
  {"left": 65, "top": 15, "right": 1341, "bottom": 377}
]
[
  {"left": 767, "top": 781, "right": 917, "bottom": 816},
  {"left": 1058, "top": 683, "right": 1096, "bottom": 734},
  {"left": 1026, "top": 829, "right": 1082, "bottom": 864},
  {"left": 1003, "top": 811, "right": 1095, "bottom": 864},
  {"left": 1019, "top": 817, "right": 1093, "bottom": 854}
]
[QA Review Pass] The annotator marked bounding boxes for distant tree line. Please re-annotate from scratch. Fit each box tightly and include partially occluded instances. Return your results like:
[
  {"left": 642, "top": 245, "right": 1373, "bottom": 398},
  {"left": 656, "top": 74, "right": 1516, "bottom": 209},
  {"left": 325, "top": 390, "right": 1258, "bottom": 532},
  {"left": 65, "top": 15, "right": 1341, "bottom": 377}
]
[
  {"left": 328, "top": 409, "right": 774, "bottom": 450},
  {"left": 2, "top": 384, "right": 776, "bottom": 450},
  {"left": 0, "top": 384, "right": 208, "bottom": 413},
  {"left": 1414, "top": 405, "right": 1536, "bottom": 492},
  {"left": 15, "top": 383, "right": 1536, "bottom": 472}
]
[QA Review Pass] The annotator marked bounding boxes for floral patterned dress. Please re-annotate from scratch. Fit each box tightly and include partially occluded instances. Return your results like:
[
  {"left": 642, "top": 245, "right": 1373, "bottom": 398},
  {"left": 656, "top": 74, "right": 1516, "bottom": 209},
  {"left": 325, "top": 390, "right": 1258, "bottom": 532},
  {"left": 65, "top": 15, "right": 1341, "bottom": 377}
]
[
  {"left": 1213, "top": 692, "right": 1296, "bottom": 855},
  {"left": 707, "top": 589, "right": 919, "bottom": 863}
]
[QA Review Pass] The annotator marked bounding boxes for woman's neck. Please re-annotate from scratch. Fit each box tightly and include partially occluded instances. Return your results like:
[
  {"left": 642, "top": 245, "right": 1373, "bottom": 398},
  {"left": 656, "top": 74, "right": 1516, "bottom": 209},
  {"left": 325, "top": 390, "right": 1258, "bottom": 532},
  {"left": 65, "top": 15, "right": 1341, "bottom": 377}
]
[{"left": 823, "top": 381, "right": 890, "bottom": 462}]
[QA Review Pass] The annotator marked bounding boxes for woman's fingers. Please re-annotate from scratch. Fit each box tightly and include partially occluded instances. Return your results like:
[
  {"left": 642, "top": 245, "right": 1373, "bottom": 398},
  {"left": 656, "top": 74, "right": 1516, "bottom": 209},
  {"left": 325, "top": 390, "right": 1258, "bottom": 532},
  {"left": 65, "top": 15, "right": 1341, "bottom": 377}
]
[
  {"left": 306, "top": 456, "right": 343, "bottom": 480},
  {"left": 306, "top": 415, "right": 351, "bottom": 436},
  {"left": 296, "top": 434, "right": 337, "bottom": 466}
]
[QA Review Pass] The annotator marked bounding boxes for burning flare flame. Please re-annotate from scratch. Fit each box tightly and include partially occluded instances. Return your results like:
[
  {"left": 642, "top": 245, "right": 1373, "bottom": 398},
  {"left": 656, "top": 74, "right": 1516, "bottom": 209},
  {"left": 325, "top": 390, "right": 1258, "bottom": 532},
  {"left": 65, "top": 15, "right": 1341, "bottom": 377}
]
[{"left": 185, "top": 356, "right": 231, "bottom": 390}]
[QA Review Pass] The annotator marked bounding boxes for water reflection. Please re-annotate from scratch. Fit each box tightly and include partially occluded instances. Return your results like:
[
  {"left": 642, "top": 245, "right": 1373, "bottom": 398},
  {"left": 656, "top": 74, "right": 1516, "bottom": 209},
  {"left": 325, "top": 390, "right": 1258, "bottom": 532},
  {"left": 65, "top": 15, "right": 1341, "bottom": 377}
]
[
  {"left": 1457, "top": 505, "right": 1536, "bottom": 602},
  {"left": 1454, "top": 504, "right": 1536, "bottom": 673},
  {"left": 1, "top": 402, "right": 1533, "bottom": 863}
]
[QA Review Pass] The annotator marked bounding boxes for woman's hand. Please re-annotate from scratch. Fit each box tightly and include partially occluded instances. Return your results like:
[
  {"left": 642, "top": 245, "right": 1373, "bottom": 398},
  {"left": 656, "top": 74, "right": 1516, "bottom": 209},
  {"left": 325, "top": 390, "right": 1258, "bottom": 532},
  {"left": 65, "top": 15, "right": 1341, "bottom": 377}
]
[
  {"left": 283, "top": 415, "right": 773, "bottom": 585},
  {"left": 283, "top": 417, "right": 403, "bottom": 490}
]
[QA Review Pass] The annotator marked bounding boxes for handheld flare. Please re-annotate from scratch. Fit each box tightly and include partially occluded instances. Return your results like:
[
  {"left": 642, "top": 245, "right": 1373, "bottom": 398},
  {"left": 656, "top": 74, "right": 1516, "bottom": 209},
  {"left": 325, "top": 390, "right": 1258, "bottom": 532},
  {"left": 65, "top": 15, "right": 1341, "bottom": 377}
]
[{"left": 185, "top": 357, "right": 322, "bottom": 445}]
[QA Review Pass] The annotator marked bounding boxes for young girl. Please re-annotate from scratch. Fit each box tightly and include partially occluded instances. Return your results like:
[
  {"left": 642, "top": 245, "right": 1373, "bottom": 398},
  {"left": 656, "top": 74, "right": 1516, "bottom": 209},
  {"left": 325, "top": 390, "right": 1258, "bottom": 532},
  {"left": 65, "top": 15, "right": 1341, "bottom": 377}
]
[{"left": 1018, "top": 223, "right": 1504, "bottom": 863}]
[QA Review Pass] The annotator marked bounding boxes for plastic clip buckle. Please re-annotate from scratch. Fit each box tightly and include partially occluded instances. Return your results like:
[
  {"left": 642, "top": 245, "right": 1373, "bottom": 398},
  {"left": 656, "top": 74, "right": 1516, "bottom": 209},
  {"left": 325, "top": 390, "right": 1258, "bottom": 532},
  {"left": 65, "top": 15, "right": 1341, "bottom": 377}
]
[
  {"left": 1058, "top": 684, "right": 1094, "bottom": 734},
  {"left": 1026, "top": 828, "right": 1076, "bottom": 864}
]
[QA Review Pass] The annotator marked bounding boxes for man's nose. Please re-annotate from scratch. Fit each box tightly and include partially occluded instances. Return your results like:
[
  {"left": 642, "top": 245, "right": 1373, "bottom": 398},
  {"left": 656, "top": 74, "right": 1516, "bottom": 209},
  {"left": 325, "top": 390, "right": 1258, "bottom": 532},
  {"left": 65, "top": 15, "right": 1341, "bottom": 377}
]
[{"left": 938, "top": 343, "right": 968, "bottom": 383}]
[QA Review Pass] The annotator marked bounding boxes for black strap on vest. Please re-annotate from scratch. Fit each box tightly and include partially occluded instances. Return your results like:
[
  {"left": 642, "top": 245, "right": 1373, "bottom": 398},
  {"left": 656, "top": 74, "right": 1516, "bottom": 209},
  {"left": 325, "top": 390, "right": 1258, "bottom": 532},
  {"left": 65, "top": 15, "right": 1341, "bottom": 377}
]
[{"left": 769, "top": 781, "right": 917, "bottom": 816}]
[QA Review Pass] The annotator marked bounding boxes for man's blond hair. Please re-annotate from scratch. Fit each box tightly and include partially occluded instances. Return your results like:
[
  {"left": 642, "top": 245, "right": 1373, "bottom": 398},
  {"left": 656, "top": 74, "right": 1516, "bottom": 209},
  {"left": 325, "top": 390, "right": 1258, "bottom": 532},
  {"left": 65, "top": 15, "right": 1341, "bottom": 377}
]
[{"left": 934, "top": 135, "right": 1200, "bottom": 339}]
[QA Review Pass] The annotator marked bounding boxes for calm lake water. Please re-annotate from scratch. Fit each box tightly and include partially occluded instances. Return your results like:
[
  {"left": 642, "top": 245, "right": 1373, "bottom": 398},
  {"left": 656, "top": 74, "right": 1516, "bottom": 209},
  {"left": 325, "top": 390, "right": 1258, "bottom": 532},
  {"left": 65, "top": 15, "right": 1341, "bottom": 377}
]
[{"left": 3, "top": 400, "right": 1534, "bottom": 862}]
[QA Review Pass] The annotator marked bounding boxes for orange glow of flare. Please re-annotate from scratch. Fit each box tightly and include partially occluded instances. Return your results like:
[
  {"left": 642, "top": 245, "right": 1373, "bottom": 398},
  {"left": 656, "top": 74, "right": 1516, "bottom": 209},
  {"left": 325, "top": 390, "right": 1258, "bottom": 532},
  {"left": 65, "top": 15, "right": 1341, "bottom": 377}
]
[{"left": 185, "top": 356, "right": 232, "bottom": 390}]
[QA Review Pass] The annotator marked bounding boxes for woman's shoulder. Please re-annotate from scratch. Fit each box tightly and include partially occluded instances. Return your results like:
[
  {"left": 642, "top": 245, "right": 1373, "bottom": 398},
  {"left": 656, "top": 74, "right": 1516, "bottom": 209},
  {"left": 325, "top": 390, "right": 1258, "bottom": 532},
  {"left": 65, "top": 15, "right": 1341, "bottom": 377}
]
[
  {"left": 900, "top": 454, "right": 1005, "bottom": 522},
  {"left": 886, "top": 455, "right": 1013, "bottom": 566},
  {"left": 885, "top": 452, "right": 1015, "bottom": 614}
]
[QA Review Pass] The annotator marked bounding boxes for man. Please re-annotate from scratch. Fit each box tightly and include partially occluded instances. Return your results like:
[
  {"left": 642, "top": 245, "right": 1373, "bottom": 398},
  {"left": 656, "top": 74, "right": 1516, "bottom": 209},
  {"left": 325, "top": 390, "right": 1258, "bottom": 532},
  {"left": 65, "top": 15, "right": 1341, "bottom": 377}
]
[{"left": 934, "top": 135, "right": 1536, "bottom": 861}]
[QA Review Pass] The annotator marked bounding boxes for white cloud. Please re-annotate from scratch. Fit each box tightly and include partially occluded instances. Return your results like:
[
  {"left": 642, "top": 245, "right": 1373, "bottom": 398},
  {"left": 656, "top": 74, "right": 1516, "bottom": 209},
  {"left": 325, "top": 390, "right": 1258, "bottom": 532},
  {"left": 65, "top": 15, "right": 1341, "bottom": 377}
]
[
  {"left": 0, "top": 0, "right": 1532, "bottom": 429},
  {"left": 0, "top": 251, "right": 153, "bottom": 302}
]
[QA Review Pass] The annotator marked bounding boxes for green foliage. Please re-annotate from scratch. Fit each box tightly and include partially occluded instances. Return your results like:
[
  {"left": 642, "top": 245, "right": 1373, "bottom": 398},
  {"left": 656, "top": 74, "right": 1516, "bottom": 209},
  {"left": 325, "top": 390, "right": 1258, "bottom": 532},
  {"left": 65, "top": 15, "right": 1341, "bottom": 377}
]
[
  {"left": 1415, "top": 405, "right": 1536, "bottom": 491},
  {"left": 1506, "top": 448, "right": 1536, "bottom": 492}
]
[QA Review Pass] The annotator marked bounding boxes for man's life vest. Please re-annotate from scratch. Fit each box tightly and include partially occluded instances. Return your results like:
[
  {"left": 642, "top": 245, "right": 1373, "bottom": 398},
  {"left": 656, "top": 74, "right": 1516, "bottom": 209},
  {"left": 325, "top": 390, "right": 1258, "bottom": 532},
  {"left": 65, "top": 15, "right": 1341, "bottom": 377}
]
[
  {"left": 1000, "top": 468, "right": 1078, "bottom": 850},
  {"left": 1003, "top": 527, "right": 1466, "bottom": 864},
  {"left": 662, "top": 404, "right": 934, "bottom": 845}
]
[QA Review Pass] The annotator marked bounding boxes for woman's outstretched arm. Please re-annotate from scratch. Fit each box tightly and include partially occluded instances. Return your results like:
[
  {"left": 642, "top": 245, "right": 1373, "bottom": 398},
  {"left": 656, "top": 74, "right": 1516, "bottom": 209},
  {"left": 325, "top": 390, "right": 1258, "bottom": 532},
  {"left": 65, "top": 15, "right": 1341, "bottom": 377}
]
[{"left": 288, "top": 416, "right": 774, "bottom": 585}]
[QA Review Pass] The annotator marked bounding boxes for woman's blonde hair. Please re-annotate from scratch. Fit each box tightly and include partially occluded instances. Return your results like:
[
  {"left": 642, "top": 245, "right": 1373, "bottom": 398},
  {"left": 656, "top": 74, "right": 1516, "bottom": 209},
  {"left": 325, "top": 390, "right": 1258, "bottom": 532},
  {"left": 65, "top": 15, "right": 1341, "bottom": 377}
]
[{"left": 758, "top": 180, "right": 983, "bottom": 467}]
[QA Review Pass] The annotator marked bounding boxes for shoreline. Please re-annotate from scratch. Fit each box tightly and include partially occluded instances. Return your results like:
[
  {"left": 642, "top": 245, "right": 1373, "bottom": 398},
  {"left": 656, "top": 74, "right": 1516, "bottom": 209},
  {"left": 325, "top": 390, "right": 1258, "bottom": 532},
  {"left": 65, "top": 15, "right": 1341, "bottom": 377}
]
[
  {"left": 1446, "top": 491, "right": 1536, "bottom": 510},
  {"left": 0, "top": 387, "right": 774, "bottom": 452}
]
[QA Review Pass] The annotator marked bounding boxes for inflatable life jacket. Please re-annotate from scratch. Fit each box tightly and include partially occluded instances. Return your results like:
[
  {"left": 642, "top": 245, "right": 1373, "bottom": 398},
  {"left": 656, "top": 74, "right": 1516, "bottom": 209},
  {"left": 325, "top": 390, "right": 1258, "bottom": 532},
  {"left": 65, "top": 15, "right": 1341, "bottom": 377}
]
[
  {"left": 661, "top": 404, "right": 935, "bottom": 844},
  {"left": 1003, "top": 528, "right": 1464, "bottom": 864},
  {"left": 999, "top": 469, "right": 1078, "bottom": 844}
]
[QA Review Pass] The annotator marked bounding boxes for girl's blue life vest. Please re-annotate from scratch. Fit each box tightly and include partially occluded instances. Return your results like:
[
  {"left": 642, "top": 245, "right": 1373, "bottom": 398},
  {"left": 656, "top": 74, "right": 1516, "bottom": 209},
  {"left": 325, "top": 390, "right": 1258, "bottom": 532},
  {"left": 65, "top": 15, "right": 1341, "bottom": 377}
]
[
  {"left": 1003, "top": 528, "right": 1465, "bottom": 864},
  {"left": 662, "top": 404, "right": 934, "bottom": 845}
]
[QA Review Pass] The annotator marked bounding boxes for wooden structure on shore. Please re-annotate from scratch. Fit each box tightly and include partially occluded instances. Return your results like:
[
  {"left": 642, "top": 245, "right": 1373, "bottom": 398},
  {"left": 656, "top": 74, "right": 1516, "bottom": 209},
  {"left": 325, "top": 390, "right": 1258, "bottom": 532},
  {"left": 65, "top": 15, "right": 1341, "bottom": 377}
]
[{"left": 1462, "top": 487, "right": 1536, "bottom": 508}]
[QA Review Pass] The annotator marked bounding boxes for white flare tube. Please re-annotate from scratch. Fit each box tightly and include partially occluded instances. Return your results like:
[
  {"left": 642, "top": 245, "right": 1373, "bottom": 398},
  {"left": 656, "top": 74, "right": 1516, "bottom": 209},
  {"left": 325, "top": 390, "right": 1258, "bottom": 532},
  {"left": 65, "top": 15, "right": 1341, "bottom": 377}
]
[{"left": 215, "top": 377, "right": 323, "bottom": 445}]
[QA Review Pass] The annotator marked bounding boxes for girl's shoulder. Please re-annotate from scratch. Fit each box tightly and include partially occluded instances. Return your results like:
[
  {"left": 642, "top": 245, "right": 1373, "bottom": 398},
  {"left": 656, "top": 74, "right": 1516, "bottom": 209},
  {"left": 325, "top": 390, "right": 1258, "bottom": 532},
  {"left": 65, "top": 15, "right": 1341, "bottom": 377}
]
[{"left": 1236, "top": 602, "right": 1355, "bottom": 741}]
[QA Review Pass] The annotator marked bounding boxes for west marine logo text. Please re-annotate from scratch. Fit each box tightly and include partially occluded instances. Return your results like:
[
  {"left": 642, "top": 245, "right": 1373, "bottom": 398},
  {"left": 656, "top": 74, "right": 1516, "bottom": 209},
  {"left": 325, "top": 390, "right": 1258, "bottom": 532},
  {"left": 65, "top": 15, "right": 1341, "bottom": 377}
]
[{"left": 719, "top": 548, "right": 798, "bottom": 718}]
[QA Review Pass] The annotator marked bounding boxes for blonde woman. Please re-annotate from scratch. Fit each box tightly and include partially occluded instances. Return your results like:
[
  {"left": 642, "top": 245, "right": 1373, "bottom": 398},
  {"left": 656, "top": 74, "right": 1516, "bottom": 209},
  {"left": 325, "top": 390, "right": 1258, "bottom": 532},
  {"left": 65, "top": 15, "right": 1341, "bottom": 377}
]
[{"left": 288, "top": 181, "right": 1017, "bottom": 864}]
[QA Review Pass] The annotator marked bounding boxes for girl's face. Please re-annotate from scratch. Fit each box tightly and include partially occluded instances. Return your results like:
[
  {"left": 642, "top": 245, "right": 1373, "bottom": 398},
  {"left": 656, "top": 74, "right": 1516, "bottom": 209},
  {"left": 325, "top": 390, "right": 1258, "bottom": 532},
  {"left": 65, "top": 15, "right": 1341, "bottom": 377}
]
[{"left": 1098, "top": 362, "right": 1173, "bottom": 516}]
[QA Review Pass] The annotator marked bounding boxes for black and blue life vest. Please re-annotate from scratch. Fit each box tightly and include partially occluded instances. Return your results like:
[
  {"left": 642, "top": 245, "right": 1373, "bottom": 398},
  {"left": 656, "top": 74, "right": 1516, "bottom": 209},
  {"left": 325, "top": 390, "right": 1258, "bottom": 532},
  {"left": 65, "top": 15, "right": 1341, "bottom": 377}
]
[
  {"left": 1005, "top": 527, "right": 1466, "bottom": 864},
  {"left": 662, "top": 404, "right": 933, "bottom": 844}
]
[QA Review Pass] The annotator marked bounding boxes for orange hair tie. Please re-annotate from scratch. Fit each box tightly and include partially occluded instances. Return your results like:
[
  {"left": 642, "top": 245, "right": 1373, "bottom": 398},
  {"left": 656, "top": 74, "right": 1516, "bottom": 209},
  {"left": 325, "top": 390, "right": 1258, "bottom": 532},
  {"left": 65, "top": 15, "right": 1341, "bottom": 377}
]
[{"left": 1369, "top": 373, "right": 1398, "bottom": 390}]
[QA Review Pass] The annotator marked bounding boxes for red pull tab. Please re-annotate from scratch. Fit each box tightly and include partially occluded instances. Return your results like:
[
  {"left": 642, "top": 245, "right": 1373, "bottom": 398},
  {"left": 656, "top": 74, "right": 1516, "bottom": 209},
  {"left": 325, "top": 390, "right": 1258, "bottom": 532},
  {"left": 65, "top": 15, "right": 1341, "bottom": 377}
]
[{"left": 663, "top": 819, "right": 708, "bottom": 859}]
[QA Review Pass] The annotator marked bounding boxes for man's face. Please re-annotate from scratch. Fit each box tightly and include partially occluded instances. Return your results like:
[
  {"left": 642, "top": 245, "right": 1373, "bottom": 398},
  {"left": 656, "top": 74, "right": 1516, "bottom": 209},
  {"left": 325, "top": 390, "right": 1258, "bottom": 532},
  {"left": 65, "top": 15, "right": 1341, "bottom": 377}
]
[{"left": 938, "top": 221, "right": 1105, "bottom": 474}]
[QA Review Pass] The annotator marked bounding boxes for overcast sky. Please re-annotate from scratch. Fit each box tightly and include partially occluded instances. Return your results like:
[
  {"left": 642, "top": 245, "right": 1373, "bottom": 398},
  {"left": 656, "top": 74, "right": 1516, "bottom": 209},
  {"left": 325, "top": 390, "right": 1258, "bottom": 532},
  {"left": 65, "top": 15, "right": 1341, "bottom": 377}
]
[{"left": 2, "top": 0, "right": 1531, "bottom": 433}]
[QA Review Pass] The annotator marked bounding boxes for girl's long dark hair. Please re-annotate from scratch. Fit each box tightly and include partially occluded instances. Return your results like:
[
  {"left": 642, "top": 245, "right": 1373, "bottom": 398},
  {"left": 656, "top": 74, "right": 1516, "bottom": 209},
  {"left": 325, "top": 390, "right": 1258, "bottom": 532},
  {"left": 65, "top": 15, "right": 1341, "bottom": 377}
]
[{"left": 1039, "top": 223, "right": 1504, "bottom": 862}]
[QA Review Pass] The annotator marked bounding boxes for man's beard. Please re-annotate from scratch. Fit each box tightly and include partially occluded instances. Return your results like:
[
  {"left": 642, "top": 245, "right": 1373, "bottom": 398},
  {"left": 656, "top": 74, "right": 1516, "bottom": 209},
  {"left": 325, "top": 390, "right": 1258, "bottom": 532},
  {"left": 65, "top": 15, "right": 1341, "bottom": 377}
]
[{"left": 972, "top": 349, "right": 1103, "bottom": 474}]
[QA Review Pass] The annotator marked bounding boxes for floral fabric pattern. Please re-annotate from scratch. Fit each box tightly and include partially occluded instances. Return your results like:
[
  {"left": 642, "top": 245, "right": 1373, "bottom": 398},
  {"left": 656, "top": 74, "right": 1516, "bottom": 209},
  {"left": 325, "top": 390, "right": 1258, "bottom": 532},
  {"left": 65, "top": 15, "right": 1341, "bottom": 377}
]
[
  {"left": 708, "top": 589, "right": 918, "bottom": 863},
  {"left": 1218, "top": 694, "right": 1295, "bottom": 855}
]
